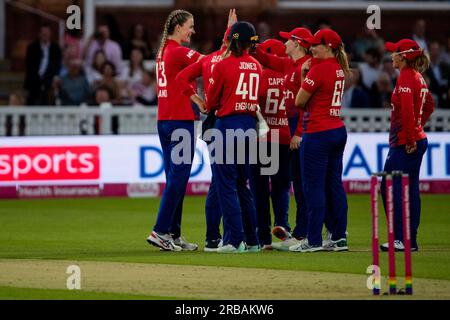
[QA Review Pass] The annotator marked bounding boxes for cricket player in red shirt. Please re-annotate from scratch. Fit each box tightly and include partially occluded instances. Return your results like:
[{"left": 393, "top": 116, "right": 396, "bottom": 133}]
[
  {"left": 175, "top": 13, "right": 236, "bottom": 252},
  {"left": 248, "top": 39, "right": 291, "bottom": 250},
  {"left": 380, "top": 39, "right": 435, "bottom": 252},
  {"left": 206, "top": 21, "right": 263, "bottom": 253},
  {"left": 253, "top": 27, "right": 313, "bottom": 250},
  {"left": 292, "top": 29, "right": 350, "bottom": 252},
  {"left": 146, "top": 10, "right": 203, "bottom": 251}
]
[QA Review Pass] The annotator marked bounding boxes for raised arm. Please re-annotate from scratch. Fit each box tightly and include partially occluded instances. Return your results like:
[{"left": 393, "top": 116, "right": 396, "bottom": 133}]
[
  {"left": 175, "top": 58, "right": 203, "bottom": 98},
  {"left": 254, "top": 45, "right": 291, "bottom": 74}
]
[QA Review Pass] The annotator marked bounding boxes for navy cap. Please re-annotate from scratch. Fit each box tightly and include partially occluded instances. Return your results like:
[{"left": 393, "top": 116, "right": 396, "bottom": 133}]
[{"left": 228, "top": 21, "right": 259, "bottom": 43}]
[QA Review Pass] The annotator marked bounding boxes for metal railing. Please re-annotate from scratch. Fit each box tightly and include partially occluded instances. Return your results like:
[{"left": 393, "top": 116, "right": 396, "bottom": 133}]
[
  {"left": 0, "top": 104, "right": 158, "bottom": 136},
  {"left": 0, "top": 106, "right": 449, "bottom": 136}
]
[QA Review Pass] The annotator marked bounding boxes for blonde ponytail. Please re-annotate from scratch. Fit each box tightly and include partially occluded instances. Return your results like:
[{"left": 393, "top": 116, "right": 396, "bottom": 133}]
[
  {"left": 157, "top": 10, "right": 193, "bottom": 60},
  {"left": 406, "top": 52, "right": 431, "bottom": 74},
  {"left": 334, "top": 44, "right": 351, "bottom": 77}
]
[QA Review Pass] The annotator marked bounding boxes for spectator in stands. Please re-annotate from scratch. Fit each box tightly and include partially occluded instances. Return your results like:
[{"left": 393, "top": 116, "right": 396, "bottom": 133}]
[
  {"left": 64, "top": 28, "right": 84, "bottom": 59},
  {"left": 352, "top": 28, "right": 384, "bottom": 62},
  {"left": 370, "top": 72, "right": 394, "bottom": 109},
  {"left": 426, "top": 40, "right": 450, "bottom": 108},
  {"left": 103, "top": 14, "right": 126, "bottom": 54},
  {"left": 93, "top": 85, "right": 113, "bottom": 106},
  {"left": 342, "top": 67, "right": 370, "bottom": 108},
  {"left": 8, "top": 91, "right": 25, "bottom": 106},
  {"left": 95, "top": 61, "right": 121, "bottom": 104},
  {"left": 60, "top": 44, "right": 79, "bottom": 77},
  {"left": 124, "top": 23, "right": 154, "bottom": 60},
  {"left": 130, "top": 69, "right": 157, "bottom": 106},
  {"left": 55, "top": 59, "right": 91, "bottom": 106},
  {"left": 24, "top": 24, "right": 62, "bottom": 105},
  {"left": 440, "top": 34, "right": 450, "bottom": 65},
  {"left": 84, "top": 24, "right": 123, "bottom": 75},
  {"left": 382, "top": 55, "right": 399, "bottom": 88},
  {"left": 359, "top": 47, "right": 382, "bottom": 90},
  {"left": 85, "top": 49, "right": 107, "bottom": 85},
  {"left": 119, "top": 48, "right": 145, "bottom": 87},
  {"left": 412, "top": 19, "right": 429, "bottom": 53}
]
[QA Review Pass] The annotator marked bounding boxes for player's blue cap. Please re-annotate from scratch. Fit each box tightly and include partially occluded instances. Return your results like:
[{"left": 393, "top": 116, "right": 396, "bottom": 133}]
[{"left": 228, "top": 21, "right": 259, "bottom": 43}]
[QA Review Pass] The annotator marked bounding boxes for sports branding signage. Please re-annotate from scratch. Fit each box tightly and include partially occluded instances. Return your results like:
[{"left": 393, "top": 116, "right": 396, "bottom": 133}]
[
  {"left": 0, "top": 146, "right": 99, "bottom": 181},
  {"left": 0, "top": 133, "right": 449, "bottom": 197}
]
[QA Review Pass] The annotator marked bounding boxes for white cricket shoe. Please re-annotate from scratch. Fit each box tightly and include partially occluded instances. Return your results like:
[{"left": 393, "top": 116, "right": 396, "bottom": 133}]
[
  {"left": 380, "top": 240, "right": 405, "bottom": 252},
  {"left": 289, "top": 239, "right": 324, "bottom": 253},
  {"left": 217, "top": 242, "right": 246, "bottom": 253},
  {"left": 322, "top": 230, "right": 334, "bottom": 250},
  {"left": 272, "top": 238, "right": 302, "bottom": 251},
  {"left": 147, "top": 231, "right": 182, "bottom": 251},
  {"left": 173, "top": 236, "right": 198, "bottom": 251}
]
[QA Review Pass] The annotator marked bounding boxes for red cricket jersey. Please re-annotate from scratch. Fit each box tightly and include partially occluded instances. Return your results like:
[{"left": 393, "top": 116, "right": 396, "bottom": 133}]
[
  {"left": 156, "top": 39, "right": 201, "bottom": 120},
  {"left": 176, "top": 49, "right": 225, "bottom": 102},
  {"left": 254, "top": 46, "right": 310, "bottom": 136},
  {"left": 207, "top": 53, "right": 263, "bottom": 118},
  {"left": 389, "top": 67, "right": 435, "bottom": 147},
  {"left": 301, "top": 57, "right": 346, "bottom": 134},
  {"left": 258, "top": 68, "right": 291, "bottom": 145}
]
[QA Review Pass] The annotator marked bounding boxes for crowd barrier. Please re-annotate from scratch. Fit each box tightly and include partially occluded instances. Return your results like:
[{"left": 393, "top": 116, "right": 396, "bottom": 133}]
[
  {"left": 1, "top": 106, "right": 450, "bottom": 136},
  {"left": 1, "top": 132, "right": 449, "bottom": 198}
]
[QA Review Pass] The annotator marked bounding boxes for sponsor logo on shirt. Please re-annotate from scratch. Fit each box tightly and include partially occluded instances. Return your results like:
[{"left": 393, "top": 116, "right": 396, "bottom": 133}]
[
  {"left": 398, "top": 86, "right": 412, "bottom": 93},
  {"left": 187, "top": 50, "right": 196, "bottom": 59},
  {"left": 304, "top": 77, "right": 315, "bottom": 87},
  {"left": 284, "top": 90, "right": 294, "bottom": 100},
  {"left": 336, "top": 70, "right": 345, "bottom": 78}
]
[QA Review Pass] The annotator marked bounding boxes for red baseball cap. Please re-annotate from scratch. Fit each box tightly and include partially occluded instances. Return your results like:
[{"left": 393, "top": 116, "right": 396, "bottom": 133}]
[
  {"left": 279, "top": 27, "right": 313, "bottom": 47},
  {"left": 304, "top": 29, "right": 342, "bottom": 49},
  {"left": 385, "top": 39, "right": 423, "bottom": 60},
  {"left": 259, "top": 39, "right": 287, "bottom": 57}
]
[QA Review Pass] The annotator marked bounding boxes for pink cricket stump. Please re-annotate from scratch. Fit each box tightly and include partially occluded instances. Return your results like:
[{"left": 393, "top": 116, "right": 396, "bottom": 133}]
[
  {"left": 370, "top": 175, "right": 380, "bottom": 295},
  {"left": 402, "top": 174, "right": 413, "bottom": 295},
  {"left": 386, "top": 175, "right": 397, "bottom": 294}
]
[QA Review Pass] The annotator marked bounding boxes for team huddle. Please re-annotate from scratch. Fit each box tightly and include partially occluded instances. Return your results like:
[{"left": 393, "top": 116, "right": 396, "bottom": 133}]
[{"left": 146, "top": 9, "right": 434, "bottom": 253}]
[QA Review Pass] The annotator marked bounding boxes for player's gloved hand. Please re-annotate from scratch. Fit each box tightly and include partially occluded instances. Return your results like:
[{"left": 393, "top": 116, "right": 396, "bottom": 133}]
[
  {"left": 405, "top": 141, "right": 417, "bottom": 154},
  {"left": 290, "top": 135, "right": 301, "bottom": 150}
]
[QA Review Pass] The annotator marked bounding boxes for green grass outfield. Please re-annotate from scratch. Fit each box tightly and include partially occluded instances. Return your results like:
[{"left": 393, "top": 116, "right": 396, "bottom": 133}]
[{"left": 0, "top": 195, "right": 449, "bottom": 299}]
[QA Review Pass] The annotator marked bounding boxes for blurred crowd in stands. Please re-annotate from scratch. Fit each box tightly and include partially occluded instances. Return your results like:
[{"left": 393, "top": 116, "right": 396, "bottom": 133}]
[
  {"left": 12, "top": 17, "right": 450, "bottom": 109},
  {"left": 20, "top": 22, "right": 157, "bottom": 108}
]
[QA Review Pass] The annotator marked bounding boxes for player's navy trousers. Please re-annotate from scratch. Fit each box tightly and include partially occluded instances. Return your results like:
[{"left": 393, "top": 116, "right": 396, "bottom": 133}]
[
  {"left": 300, "top": 126, "right": 348, "bottom": 246},
  {"left": 250, "top": 142, "right": 290, "bottom": 246},
  {"left": 213, "top": 114, "right": 259, "bottom": 248},
  {"left": 288, "top": 116, "right": 308, "bottom": 238},
  {"left": 205, "top": 165, "right": 223, "bottom": 242},
  {"left": 153, "top": 120, "right": 195, "bottom": 238},
  {"left": 380, "top": 138, "right": 428, "bottom": 248}
]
